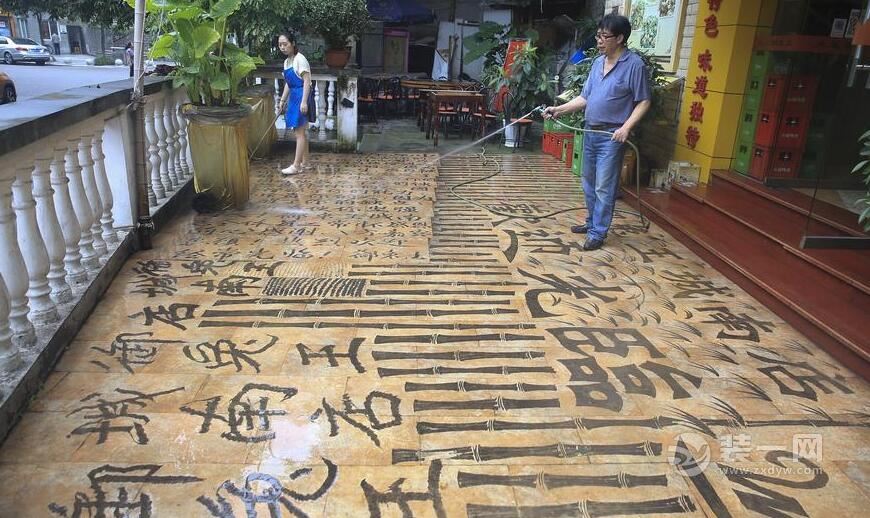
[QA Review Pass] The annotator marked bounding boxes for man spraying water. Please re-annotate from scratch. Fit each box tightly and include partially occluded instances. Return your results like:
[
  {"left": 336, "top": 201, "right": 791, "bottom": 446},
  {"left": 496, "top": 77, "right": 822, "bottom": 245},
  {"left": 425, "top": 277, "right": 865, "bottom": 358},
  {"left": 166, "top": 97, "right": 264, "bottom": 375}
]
[{"left": 543, "top": 14, "right": 651, "bottom": 251}]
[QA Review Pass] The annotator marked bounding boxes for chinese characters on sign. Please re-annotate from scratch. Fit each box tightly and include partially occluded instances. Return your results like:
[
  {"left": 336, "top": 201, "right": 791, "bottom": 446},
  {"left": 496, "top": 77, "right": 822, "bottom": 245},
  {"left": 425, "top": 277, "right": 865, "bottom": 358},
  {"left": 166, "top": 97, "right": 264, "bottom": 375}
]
[{"left": 686, "top": 1, "right": 723, "bottom": 149}]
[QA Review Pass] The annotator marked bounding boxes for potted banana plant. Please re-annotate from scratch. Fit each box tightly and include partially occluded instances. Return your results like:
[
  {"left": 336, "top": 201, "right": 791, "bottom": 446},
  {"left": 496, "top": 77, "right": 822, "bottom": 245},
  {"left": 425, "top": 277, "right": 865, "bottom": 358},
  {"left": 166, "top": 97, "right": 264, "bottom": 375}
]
[{"left": 141, "top": 0, "right": 264, "bottom": 210}]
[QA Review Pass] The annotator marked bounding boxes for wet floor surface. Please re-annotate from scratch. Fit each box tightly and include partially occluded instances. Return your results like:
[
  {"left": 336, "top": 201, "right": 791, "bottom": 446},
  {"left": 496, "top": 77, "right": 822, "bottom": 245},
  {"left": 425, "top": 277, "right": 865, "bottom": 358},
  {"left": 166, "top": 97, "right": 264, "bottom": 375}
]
[{"left": 1, "top": 152, "right": 868, "bottom": 517}]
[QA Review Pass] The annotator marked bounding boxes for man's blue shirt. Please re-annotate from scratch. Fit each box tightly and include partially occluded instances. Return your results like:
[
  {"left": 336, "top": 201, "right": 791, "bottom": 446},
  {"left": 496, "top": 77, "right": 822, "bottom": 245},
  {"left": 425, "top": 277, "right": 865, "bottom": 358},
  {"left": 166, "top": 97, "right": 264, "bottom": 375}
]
[{"left": 581, "top": 49, "right": 651, "bottom": 127}]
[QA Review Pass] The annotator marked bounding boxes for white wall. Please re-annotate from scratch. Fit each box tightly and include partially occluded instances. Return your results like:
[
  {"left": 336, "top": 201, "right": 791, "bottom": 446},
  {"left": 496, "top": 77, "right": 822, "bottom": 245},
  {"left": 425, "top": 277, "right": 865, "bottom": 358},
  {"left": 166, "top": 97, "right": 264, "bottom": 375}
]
[{"left": 434, "top": 9, "right": 511, "bottom": 81}]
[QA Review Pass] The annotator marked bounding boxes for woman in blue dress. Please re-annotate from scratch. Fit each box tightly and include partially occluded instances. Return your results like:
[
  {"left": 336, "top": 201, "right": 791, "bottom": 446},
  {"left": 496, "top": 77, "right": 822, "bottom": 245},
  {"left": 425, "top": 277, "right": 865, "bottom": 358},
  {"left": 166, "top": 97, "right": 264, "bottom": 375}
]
[{"left": 277, "top": 32, "right": 312, "bottom": 175}]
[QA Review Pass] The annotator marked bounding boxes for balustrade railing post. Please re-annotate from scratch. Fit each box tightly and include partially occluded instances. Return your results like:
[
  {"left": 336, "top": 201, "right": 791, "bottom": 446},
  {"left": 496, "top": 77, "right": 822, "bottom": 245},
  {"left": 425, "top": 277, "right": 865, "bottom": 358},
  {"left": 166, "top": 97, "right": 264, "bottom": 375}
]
[
  {"left": 163, "top": 98, "right": 180, "bottom": 188},
  {"left": 65, "top": 137, "right": 100, "bottom": 272},
  {"left": 174, "top": 92, "right": 191, "bottom": 178},
  {"left": 0, "top": 176, "right": 35, "bottom": 346},
  {"left": 12, "top": 164, "right": 59, "bottom": 324},
  {"left": 274, "top": 78, "right": 281, "bottom": 117},
  {"left": 33, "top": 153, "right": 73, "bottom": 304},
  {"left": 152, "top": 96, "right": 173, "bottom": 194},
  {"left": 170, "top": 93, "right": 184, "bottom": 180},
  {"left": 326, "top": 80, "right": 335, "bottom": 131},
  {"left": 144, "top": 99, "right": 165, "bottom": 203},
  {"left": 317, "top": 80, "right": 328, "bottom": 141},
  {"left": 78, "top": 134, "right": 108, "bottom": 259},
  {"left": 0, "top": 274, "right": 21, "bottom": 378},
  {"left": 91, "top": 126, "right": 118, "bottom": 246},
  {"left": 50, "top": 146, "right": 87, "bottom": 285}
]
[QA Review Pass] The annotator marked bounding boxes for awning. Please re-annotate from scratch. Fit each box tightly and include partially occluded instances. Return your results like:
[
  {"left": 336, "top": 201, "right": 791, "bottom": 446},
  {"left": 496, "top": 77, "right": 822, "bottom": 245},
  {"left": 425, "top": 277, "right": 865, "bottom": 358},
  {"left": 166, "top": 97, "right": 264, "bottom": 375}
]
[{"left": 367, "top": 0, "right": 435, "bottom": 24}]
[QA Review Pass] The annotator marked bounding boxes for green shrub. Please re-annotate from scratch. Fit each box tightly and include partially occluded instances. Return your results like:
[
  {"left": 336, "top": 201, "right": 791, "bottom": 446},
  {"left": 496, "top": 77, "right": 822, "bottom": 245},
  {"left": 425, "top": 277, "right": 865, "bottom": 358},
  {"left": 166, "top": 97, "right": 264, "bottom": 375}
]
[{"left": 94, "top": 55, "right": 115, "bottom": 66}]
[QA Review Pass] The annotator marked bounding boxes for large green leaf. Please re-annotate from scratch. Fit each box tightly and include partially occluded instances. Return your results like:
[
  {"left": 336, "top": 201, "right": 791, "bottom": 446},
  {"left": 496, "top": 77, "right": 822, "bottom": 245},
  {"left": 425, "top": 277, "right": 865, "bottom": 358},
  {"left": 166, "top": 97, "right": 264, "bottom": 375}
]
[
  {"left": 853, "top": 160, "right": 869, "bottom": 175},
  {"left": 189, "top": 26, "right": 220, "bottom": 59},
  {"left": 211, "top": 0, "right": 242, "bottom": 18},
  {"left": 149, "top": 33, "right": 175, "bottom": 58},
  {"left": 210, "top": 72, "right": 231, "bottom": 92},
  {"left": 230, "top": 60, "right": 257, "bottom": 85},
  {"left": 170, "top": 6, "right": 203, "bottom": 20}
]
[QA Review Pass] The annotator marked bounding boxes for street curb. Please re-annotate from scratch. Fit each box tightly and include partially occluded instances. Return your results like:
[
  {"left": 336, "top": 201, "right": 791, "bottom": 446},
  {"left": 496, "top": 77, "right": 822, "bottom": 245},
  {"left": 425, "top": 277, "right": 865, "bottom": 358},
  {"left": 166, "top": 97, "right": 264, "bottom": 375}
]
[{"left": 47, "top": 63, "right": 129, "bottom": 68}]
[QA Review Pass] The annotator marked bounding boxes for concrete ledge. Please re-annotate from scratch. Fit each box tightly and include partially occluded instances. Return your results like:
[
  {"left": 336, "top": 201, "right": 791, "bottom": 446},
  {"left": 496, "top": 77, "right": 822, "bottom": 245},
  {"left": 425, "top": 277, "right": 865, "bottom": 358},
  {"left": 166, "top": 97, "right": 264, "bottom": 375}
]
[
  {"left": 0, "top": 77, "right": 171, "bottom": 157},
  {"left": 0, "top": 180, "right": 194, "bottom": 445}
]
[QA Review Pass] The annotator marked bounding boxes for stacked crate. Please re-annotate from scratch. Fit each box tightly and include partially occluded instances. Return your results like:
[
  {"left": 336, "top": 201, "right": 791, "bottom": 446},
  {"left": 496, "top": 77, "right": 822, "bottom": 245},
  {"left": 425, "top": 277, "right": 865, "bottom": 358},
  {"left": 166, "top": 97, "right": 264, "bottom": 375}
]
[
  {"left": 733, "top": 50, "right": 769, "bottom": 175},
  {"left": 750, "top": 74, "right": 818, "bottom": 180},
  {"left": 541, "top": 119, "right": 584, "bottom": 175},
  {"left": 542, "top": 119, "right": 555, "bottom": 154},
  {"left": 571, "top": 131, "right": 584, "bottom": 177},
  {"left": 548, "top": 132, "right": 574, "bottom": 160}
]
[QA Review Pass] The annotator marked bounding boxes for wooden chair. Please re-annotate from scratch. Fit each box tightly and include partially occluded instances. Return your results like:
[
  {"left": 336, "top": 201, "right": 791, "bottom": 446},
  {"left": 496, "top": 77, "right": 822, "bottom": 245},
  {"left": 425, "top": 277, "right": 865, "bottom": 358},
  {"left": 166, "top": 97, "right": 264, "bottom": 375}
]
[
  {"left": 472, "top": 91, "right": 499, "bottom": 140},
  {"left": 358, "top": 78, "right": 378, "bottom": 122}
]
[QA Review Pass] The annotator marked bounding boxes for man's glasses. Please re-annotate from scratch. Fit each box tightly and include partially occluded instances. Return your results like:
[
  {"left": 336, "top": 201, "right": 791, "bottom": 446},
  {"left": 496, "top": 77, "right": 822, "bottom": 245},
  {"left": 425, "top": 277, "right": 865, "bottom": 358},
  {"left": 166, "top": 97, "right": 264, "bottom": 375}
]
[{"left": 595, "top": 33, "right": 617, "bottom": 40}]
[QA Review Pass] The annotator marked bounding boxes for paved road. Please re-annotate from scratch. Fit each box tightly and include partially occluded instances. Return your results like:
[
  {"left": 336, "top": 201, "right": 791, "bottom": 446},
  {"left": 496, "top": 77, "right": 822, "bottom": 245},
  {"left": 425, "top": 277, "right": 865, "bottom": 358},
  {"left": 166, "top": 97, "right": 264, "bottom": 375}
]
[{"left": 0, "top": 63, "right": 131, "bottom": 101}]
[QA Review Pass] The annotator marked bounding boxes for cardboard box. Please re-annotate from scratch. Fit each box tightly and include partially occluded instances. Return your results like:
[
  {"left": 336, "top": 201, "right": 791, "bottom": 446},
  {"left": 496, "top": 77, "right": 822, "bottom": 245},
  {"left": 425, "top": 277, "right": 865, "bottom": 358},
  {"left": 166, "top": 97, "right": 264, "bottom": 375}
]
[
  {"left": 668, "top": 161, "right": 701, "bottom": 185},
  {"left": 649, "top": 169, "right": 670, "bottom": 189}
]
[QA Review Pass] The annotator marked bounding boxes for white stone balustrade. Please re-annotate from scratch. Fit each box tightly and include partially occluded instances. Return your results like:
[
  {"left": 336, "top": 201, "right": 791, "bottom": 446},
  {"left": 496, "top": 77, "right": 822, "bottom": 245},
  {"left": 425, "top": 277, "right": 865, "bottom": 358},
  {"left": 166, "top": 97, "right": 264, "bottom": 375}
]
[
  {"left": 141, "top": 89, "right": 192, "bottom": 207},
  {"left": 0, "top": 80, "right": 191, "bottom": 379},
  {"left": 0, "top": 174, "right": 35, "bottom": 347},
  {"left": 65, "top": 136, "right": 100, "bottom": 271},
  {"left": 12, "top": 165, "right": 59, "bottom": 325},
  {"left": 174, "top": 90, "right": 192, "bottom": 178},
  {"left": 33, "top": 152, "right": 73, "bottom": 304},
  {"left": 153, "top": 98, "right": 173, "bottom": 195},
  {"left": 78, "top": 134, "right": 108, "bottom": 260},
  {"left": 255, "top": 70, "right": 358, "bottom": 151},
  {"left": 0, "top": 274, "right": 20, "bottom": 379},
  {"left": 50, "top": 144, "right": 88, "bottom": 286},
  {"left": 91, "top": 128, "right": 117, "bottom": 246}
]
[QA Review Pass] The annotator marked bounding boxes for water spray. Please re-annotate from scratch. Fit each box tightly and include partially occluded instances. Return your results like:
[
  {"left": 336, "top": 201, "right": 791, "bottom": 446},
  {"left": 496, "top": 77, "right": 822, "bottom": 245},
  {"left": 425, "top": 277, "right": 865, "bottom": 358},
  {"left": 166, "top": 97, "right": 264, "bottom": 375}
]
[{"left": 446, "top": 105, "right": 649, "bottom": 230}]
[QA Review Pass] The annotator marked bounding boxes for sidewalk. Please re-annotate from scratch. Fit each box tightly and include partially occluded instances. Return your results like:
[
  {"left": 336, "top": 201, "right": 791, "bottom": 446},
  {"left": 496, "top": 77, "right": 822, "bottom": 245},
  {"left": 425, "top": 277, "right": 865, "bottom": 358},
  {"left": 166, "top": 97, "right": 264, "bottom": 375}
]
[
  {"left": 48, "top": 53, "right": 101, "bottom": 66},
  {"left": 48, "top": 53, "right": 173, "bottom": 70}
]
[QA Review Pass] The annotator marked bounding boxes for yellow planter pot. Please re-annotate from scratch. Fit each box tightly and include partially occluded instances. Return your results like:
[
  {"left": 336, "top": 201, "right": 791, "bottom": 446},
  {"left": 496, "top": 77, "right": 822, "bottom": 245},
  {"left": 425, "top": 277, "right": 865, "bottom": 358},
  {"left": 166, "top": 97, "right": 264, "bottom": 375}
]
[
  {"left": 240, "top": 85, "right": 278, "bottom": 159},
  {"left": 183, "top": 104, "right": 252, "bottom": 211}
]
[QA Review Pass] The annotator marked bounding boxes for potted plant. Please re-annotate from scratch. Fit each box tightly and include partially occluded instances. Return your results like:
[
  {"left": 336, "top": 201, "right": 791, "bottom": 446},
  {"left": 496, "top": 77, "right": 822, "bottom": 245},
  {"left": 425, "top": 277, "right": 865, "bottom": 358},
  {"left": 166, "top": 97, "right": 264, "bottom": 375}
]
[
  {"left": 483, "top": 42, "right": 554, "bottom": 147},
  {"left": 302, "top": 0, "right": 370, "bottom": 68},
  {"left": 144, "top": 0, "right": 264, "bottom": 210}
]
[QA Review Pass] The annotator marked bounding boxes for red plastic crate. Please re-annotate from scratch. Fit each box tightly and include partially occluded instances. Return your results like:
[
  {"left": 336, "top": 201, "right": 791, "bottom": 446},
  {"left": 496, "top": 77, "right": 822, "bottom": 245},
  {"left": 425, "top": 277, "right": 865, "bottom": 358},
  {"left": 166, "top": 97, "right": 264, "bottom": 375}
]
[
  {"left": 749, "top": 145, "right": 771, "bottom": 180},
  {"left": 564, "top": 141, "right": 574, "bottom": 168},
  {"left": 767, "top": 148, "right": 802, "bottom": 178},
  {"left": 542, "top": 132, "right": 552, "bottom": 155},
  {"left": 551, "top": 132, "right": 572, "bottom": 158},
  {"left": 750, "top": 145, "right": 802, "bottom": 180},
  {"left": 754, "top": 111, "right": 779, "bottom": 147},
  {"left": 784, "top": 75, "right": 818, "bottom": 111},
  {"left": 760, "top": 75, "right": 788, "bottom": 112},
  {"left": 777, "top": 113, "right": 810, "bottom": 149}
]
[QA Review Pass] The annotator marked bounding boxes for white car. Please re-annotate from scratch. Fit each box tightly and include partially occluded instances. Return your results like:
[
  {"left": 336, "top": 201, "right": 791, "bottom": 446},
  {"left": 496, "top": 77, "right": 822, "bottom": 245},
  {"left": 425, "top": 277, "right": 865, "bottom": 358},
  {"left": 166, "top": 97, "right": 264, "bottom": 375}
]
[{"left": 0, "top": 37, "right": 51, "bottom": 65}]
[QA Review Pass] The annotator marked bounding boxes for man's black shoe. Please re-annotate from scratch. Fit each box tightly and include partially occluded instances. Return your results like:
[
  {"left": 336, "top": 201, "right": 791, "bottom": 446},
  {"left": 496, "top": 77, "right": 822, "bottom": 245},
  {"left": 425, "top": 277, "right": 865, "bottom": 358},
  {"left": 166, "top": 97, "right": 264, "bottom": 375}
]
[
  {"left": 583, "top": 238, "right": 604, "bottom": 251},
  {"left": 570, "top": 224, "right": 589, "bottom": 234}
]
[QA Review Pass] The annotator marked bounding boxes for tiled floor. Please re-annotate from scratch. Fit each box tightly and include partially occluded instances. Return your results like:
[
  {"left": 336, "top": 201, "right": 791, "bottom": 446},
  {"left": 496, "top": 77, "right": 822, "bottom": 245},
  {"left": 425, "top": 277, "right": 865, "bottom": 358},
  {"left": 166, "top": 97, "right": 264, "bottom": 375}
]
[{"left": 1, "top": 151, "right": 868, "bottom": 517}]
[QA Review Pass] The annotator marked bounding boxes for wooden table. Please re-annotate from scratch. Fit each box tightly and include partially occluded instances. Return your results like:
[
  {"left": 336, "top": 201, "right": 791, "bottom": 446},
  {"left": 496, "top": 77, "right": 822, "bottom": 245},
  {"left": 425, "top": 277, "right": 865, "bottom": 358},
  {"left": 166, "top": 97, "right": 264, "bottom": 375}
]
[
  {"left": 425, "top": 91, "right": 485, "bottom": 146},
  {"left": 401, "top": 79, "right": 477, "bottom": 91}
]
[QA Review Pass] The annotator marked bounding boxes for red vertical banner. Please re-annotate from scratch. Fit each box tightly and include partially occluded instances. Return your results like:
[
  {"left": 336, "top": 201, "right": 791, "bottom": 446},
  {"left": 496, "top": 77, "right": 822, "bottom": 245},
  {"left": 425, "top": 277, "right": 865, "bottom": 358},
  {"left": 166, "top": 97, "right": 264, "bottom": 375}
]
[
  {"left": 496, "top": 39, "right": 529, "bottom": 113},
  {"left": 504, "top": 39, "right": 528, "bottom": 75}
]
